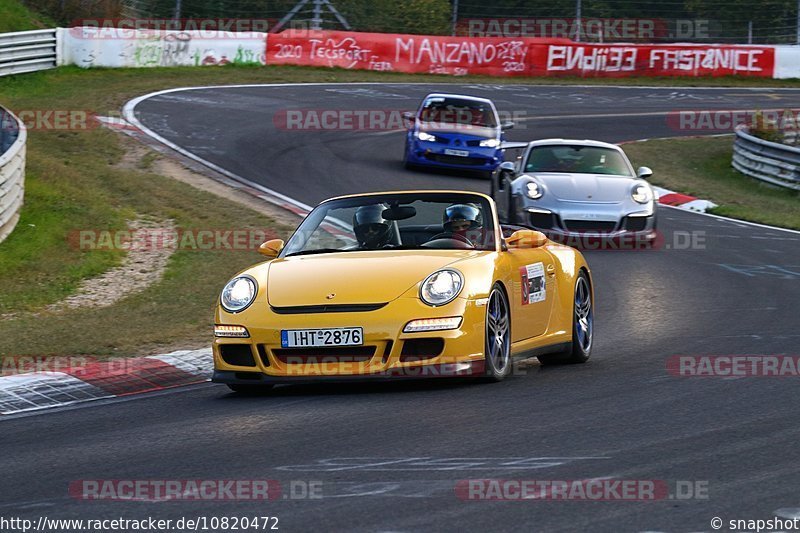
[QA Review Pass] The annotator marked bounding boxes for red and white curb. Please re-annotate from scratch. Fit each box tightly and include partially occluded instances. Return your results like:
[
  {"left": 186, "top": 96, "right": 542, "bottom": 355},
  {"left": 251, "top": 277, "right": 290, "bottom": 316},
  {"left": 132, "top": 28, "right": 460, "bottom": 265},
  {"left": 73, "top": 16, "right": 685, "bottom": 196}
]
[
  {"left": 654, "top": 186, "right": 718, "bottom": 213},
  {"left": 0, "top": 349, "right": 212, "bottom": 416}
]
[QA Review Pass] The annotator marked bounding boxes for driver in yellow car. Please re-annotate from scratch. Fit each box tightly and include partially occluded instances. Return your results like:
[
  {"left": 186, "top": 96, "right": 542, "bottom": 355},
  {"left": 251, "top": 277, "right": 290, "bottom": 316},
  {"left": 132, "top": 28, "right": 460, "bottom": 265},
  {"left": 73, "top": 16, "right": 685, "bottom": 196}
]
[{"left": 442, "top": 203, "right": 484, "bottom": 243}]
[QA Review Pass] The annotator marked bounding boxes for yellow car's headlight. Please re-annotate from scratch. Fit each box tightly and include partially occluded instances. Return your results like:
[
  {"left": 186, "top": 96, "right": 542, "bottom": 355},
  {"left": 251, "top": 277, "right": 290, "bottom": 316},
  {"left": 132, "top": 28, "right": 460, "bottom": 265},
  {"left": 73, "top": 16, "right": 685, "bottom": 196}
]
[
  {"left": 220, "top": 276, "right": 257, "bottom": 313},
  {"left": 420, "top": 269, "right": 463, "bottom": 307}
]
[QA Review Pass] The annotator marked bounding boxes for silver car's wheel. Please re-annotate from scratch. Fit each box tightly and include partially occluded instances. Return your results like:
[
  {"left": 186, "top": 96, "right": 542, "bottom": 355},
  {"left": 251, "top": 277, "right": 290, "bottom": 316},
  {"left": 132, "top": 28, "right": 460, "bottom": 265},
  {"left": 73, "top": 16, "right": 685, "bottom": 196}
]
[
  {"left": 539, "top": 271, "right": 593, "bottom": 365},
  {"left": 484, "top": 284, "right": 511, "bottom": 381}
]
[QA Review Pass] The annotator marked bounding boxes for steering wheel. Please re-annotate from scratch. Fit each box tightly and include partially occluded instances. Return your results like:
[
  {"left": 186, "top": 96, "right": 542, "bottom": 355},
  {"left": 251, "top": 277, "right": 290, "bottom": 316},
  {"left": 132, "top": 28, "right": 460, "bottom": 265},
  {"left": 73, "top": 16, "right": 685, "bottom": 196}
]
[{"left": 428, "top": 232, "right": 475, "bottom": 247}]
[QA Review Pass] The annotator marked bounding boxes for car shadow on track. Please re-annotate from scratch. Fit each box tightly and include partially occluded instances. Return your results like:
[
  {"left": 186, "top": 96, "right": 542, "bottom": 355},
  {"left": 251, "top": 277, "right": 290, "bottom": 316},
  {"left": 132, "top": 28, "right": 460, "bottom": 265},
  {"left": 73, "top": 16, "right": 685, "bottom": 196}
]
[
  {"left": 217, "top": 378, "right": 481, "bottom": 399},
  {"left": 214, "top": 359, "right": 595, "bottom": 400},
  {"left": 402, "top": 162, "right": 490, "bottom": 181}
]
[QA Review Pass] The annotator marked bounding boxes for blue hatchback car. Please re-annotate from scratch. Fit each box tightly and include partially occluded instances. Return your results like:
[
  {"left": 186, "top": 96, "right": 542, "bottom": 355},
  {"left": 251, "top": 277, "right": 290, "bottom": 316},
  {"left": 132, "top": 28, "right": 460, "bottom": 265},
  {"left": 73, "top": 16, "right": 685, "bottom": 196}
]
[{"left": 403, "top": 93, "right": 513, "bottom": 179}]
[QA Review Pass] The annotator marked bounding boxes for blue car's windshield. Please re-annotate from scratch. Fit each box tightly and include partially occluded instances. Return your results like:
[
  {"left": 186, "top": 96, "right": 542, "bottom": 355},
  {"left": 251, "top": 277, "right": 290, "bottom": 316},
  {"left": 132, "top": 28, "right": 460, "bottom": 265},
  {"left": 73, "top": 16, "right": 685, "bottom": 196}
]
[
  {"left": 282, "top": 193, "right": 497, "bottom": 256},
  {"left": 419, "top": 97, "right": 498, "bottom": 128}
]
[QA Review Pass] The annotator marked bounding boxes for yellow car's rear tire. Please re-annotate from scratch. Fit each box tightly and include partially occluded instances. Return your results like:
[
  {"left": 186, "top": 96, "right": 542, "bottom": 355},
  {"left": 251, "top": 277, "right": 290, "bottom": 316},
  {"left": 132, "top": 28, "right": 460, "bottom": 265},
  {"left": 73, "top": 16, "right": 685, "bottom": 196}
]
[
  {"left": 539, "top": 271, "right": 593, "bottom": 365},
  {"left": 482, "top": 284, "right": 512, "bottom": 382}
]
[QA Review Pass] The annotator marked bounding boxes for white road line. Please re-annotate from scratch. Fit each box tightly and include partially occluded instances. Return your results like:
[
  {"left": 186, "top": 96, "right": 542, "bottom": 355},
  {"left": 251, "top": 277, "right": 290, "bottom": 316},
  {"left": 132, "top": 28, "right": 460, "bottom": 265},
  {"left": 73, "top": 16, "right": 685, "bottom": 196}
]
[{"left": 123, "top": 83, "right": 800, "bottom": 237}]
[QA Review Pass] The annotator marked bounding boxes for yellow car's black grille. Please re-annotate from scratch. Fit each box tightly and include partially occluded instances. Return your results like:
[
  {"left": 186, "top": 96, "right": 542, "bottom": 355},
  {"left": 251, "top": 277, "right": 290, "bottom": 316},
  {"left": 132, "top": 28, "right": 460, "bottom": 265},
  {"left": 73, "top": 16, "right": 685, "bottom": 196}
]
[
  {"left": 273, "top": 346, "right": 376, "bottom": 364},
  {"left": 270, "top": 303, "right": 387, "bottom": 314}
]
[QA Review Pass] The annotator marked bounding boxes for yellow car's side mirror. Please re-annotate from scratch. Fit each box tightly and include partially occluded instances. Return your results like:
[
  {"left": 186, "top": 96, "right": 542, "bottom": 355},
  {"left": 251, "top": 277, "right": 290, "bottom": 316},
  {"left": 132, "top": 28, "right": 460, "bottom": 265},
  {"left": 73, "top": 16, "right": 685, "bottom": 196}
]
[
  {"left": 506, "top": 229, "right": 547, "bottom": 249},
  {"left": 258, "top": 239, "right": 285, "bottom": 258}
]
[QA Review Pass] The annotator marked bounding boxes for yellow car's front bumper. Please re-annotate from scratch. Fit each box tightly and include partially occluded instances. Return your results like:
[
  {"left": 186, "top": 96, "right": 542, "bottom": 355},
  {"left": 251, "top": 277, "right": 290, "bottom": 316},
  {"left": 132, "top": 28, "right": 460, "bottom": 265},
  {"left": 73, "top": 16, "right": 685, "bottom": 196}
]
[{"left": 212, "top": 296, "right": 488, "bottom": 384}]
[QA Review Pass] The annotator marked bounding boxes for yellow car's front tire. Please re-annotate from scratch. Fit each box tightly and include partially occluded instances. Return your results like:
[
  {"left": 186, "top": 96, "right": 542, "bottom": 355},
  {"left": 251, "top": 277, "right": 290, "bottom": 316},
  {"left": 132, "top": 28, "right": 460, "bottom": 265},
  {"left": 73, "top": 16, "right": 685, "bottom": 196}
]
[{"left": 483, "top": 284, "right": 512, "bottom": 382}]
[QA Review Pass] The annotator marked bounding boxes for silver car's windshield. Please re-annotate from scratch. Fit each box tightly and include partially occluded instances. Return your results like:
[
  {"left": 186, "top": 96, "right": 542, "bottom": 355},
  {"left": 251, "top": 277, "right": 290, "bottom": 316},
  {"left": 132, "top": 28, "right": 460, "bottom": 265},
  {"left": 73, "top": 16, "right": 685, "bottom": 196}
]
[
  {"left": 525, "top": 146, "right": 633, "bottom": 176},
  {"left": 281, "top": 193, "right": 497, "bottom": 256}
]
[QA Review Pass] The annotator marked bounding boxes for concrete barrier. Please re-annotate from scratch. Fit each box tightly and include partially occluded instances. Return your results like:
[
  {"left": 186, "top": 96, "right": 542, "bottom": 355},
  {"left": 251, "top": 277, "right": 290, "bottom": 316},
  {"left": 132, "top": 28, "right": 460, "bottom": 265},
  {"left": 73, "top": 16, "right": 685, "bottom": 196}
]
[{"left": 59, "top": 27, "right": 266, "bottom": 68}]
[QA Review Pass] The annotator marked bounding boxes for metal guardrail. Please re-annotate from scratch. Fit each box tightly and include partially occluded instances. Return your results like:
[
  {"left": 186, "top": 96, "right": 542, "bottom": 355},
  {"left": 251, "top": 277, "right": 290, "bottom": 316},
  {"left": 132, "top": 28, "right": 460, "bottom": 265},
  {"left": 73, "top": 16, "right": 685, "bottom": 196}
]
[
  {"left": 732, "top": 126, "right": 800, "bottom": 191},
  {"left": 0, "top": 29, "right": 58, "bottom": 77},
  {"left": 0, "top": 107, "right": 26, "bottom": 244}
]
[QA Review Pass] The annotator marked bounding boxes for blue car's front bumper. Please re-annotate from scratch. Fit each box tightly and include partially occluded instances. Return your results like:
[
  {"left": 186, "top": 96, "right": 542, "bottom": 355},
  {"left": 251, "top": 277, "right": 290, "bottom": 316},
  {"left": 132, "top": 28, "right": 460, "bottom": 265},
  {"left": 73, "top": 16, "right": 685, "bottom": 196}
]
[{"left": 406, "top": 137, "right": 502, "bottom": 171}]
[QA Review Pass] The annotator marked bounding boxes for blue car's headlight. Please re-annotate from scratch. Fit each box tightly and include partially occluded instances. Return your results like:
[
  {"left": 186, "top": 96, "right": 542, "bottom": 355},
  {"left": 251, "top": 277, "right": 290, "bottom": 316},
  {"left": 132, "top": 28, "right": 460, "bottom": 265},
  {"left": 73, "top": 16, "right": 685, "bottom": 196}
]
[
  {"left": 416, "top": 131, "right": 436, "bottom": 142},
  {"left": 220, "top": 275, "right": 257, "bottom": 313},
  {"left": 479, "top": 138, "right": 500, "bottom": 148}
]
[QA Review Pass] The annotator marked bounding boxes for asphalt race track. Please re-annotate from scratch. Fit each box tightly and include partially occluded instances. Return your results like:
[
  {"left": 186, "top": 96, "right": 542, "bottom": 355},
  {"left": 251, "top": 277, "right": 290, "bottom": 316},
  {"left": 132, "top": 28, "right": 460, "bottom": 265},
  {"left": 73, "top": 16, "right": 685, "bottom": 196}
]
[{"left": 3, "top": 85, "right": 800, "bottom": 532}]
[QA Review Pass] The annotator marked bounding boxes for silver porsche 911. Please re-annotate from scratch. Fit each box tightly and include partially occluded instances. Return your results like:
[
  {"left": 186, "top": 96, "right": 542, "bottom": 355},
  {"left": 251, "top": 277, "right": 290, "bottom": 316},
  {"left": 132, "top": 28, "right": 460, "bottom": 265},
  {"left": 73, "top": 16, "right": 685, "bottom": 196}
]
[{"left": 491, "top": 139, "right": 657, "bottom": 246}]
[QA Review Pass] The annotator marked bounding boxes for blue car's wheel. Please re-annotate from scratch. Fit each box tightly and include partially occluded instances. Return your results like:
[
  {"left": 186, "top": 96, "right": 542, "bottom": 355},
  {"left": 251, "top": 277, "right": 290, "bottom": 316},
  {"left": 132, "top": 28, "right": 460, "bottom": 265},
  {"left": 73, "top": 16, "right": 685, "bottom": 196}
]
[{"left": 402, "top": 141, "right": 418, "bottom": 171}]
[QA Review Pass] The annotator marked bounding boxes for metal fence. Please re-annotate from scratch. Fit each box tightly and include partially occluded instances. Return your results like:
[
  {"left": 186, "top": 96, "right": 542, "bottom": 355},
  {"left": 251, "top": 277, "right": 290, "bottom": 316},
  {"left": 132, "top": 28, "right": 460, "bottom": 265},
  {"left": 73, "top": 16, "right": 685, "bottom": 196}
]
[
  {"left": 732, "top": 126, "right": 800, "bottom": 191},
  {"left": 0, "top": 29, "right": 58, "bottom": 78},
  {"left": 110, "top": 0, "right": 800, "bottom": 44},
  {"left": 0, "top": 107, "right": 26, "bottom": 244}
]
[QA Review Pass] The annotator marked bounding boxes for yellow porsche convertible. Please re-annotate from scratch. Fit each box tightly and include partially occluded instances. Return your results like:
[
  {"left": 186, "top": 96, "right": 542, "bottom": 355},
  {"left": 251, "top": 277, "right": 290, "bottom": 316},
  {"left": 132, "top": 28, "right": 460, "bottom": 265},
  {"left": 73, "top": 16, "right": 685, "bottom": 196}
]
[{"left": 212, "top": 191, "right": 593, "bottom": 392}]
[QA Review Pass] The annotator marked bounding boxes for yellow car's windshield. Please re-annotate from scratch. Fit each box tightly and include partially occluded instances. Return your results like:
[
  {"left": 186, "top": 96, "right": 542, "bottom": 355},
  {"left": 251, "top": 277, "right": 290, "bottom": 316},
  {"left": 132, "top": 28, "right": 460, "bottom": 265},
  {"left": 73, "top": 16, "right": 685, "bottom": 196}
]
[{"left": 282, "top": 193, "right": 497, "bottom": 256}]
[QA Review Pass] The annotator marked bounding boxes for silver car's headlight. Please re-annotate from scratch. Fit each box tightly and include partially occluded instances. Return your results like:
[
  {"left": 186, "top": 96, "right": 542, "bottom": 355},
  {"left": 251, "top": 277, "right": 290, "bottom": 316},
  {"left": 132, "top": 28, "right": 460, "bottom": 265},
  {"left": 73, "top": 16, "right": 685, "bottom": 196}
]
[
  {"left": 526, "top": 181, "right": 543, "bottom": 199},
  {"left": 631, "top": 183, "right": 653, "bottom": 204},
  {"left": 479, "top": 138, "right": 500, "bottom": 148},
  {"left": 220, "top": 275, "right": 257, "bottom": 313},
  {"left": 416, "top": 131, "right": 436, "bottom": 142},
  {"left": 420, "top": 269, "right": 463, "bottom": 307}
]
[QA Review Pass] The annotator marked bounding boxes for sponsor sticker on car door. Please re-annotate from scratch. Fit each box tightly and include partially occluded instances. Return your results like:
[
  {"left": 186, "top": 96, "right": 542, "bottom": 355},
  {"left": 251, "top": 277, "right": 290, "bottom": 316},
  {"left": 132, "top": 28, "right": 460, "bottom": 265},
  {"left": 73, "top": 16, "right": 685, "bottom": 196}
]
[{"left": 520, "top": 263, "right": 546, "bottom": 305}]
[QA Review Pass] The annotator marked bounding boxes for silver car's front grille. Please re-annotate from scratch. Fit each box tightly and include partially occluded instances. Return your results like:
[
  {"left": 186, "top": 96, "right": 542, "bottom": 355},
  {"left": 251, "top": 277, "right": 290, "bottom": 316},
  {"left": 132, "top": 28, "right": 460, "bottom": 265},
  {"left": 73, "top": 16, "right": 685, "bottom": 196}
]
[{"left": 562, "top": 220, "right": 618, "bottom": 233}]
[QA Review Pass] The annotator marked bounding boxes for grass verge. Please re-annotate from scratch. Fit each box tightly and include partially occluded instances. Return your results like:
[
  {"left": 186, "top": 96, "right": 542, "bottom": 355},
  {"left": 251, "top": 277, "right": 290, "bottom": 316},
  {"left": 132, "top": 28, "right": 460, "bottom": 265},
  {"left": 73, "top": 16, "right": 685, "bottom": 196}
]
[
  {"left": 0, "top": 0, "right": 54, "bottom": 32},
  {"left": 0, "top": 64, "right": 798, "bottom": 357},
  {"left": 625, "top": 136, "right": 800, "bottom": 230}
]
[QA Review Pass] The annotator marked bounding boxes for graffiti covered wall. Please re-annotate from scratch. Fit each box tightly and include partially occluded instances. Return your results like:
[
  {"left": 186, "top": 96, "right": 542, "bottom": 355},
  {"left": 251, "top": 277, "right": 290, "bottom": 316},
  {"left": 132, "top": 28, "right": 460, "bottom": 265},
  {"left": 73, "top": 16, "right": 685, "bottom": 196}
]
[
  {"left": 265, "top": 29, "right": 776, "bottom": 78},
  {"left": 49, "top": 26, "right": 800, "bottom": 78},
  {"left": 60, "top": 27, "right": 267, "bottom": 68}
]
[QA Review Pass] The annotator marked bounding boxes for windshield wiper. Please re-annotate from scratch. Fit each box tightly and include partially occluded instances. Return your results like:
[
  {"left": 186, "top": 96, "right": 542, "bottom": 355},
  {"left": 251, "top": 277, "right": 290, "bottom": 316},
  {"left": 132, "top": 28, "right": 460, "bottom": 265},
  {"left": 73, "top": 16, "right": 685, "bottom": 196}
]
[{"left": 285, "top": 248, "right": 351, "bottom": 257}]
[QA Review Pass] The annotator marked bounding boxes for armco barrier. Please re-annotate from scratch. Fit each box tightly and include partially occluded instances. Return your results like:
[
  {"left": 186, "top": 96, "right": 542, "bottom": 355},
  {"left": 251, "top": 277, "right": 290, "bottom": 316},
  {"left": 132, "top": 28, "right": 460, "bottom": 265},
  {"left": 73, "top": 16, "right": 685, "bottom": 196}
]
[
  {"left": 0, "top": 107, "right": 26, "bottom": 244},
  {"left": 0, "top": 29, "right": 58, "bottom": 77},
  {"left": 732, "top": 125, "right": 800, "bottom": 191}
]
